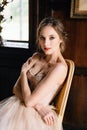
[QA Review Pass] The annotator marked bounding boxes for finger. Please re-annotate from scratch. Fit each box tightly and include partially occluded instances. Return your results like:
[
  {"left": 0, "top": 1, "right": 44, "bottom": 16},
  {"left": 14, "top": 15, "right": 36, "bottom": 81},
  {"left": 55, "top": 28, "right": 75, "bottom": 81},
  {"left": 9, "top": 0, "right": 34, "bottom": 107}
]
[
  {"left": 44, "top": 112, "right": 55, "bottom": 125},
  {"left": 43, "top": 115, "right": 49, "bottom": 125},
  {"left": 43, "top": 113, "right": 51, "bottom": 125},
  {"left": 48, "top": 113, "right": 54, "bottom": 125}
]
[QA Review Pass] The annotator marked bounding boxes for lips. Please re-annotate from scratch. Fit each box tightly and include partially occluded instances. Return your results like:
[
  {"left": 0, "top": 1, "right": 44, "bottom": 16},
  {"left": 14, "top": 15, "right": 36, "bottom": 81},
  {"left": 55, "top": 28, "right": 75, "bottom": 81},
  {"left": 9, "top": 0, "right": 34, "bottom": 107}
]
[{"left": 44, "top": 48, "right": 51, "bottom": 50}]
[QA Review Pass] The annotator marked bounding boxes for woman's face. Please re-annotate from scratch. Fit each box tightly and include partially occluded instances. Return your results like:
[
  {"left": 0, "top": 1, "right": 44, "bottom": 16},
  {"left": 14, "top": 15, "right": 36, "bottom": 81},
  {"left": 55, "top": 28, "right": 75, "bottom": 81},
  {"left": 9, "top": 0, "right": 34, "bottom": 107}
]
[{"left": 38, "top": 26, "right": 62, "bottom": 55}]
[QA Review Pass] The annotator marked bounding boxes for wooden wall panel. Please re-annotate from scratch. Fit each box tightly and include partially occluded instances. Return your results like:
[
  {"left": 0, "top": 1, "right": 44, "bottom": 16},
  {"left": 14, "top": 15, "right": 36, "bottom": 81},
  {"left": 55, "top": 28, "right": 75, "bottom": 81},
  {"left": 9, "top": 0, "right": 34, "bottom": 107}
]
[
  {"left": 52, "top": 10, "right": 87, "bottom": 67},
  {"left": 64, "top": 75, "right": 87, "bottom": 128}
]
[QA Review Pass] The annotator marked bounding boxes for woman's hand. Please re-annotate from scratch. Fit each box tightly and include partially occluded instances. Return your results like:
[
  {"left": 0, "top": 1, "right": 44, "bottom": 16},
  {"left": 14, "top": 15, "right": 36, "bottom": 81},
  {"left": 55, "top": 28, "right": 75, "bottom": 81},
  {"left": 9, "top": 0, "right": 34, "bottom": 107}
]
[
  {"left": 21, "top": 61, "right": 30, "bottom": 74},
  {"left": 35, "top": 104, "right": 56, "bottom": 125}
]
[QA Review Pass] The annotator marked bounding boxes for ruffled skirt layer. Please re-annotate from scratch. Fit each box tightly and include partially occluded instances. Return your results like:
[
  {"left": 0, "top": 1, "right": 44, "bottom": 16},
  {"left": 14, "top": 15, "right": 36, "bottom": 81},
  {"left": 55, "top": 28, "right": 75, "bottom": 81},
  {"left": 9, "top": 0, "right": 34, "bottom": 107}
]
[{"left": 0, "top": 96, "right": 62, "bottom": 130}]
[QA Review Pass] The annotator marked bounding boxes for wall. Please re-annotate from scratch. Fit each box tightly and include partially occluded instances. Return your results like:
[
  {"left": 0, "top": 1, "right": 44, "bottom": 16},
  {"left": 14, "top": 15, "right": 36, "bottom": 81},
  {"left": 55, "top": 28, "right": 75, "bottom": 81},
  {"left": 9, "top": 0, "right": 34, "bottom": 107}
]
[{"left": 0, "top": 47, "right": 33, "bottom": 100}]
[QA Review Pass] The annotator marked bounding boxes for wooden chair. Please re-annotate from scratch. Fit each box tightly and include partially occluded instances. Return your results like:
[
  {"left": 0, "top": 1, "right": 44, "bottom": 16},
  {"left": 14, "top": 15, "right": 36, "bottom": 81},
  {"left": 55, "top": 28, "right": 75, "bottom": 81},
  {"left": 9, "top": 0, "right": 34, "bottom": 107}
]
[{"left": 54, "top": 59, "right": 75, "bottom": 122}]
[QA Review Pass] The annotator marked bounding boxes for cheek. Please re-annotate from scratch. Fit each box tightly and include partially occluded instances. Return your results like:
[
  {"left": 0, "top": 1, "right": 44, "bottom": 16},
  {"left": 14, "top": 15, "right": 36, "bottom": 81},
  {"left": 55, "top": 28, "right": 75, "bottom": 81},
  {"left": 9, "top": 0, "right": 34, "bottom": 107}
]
[
  {"left": 52, "top": 41, "right": 60, "bottom": 50},
  {"left": 39, "top": 42, "right": 44, "bottom": 49},
  {"left": 56, "top": 39, "right": 61, "bottom": 46},
  {"left": 39, "top": 42, "right": 43, "bottom": 47},
  {"left": 52, "top": 40, "right": 59, "bottom": 47},
  {"left": 38, "top": 40, "right": 42, "bottom": 46}
]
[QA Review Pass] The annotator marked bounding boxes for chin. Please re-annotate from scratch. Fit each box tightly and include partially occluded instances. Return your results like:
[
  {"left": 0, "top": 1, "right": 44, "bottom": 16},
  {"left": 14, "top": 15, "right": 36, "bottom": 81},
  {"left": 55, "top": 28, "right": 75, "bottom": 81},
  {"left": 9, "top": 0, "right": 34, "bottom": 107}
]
[{"left": 44, "top": 51, "right": 52, "bottom": 55}]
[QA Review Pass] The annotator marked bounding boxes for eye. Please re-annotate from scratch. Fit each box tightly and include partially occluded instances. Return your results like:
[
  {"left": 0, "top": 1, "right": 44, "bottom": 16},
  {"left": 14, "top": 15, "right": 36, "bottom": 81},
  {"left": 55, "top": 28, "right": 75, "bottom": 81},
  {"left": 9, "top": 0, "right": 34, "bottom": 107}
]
[
  {"left": 39, "top": 36, "right": 45, "bottom": 40},
  {"left": 50, "top": 36, "right": 55, "bottom": 40}
]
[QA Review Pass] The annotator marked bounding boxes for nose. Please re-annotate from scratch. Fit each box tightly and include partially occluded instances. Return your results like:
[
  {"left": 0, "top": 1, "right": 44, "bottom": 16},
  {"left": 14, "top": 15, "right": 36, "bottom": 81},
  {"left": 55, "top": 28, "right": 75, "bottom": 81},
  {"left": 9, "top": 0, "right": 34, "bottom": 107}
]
[{"left": 44, "top": 39, "right": 50, "bottom": 47}]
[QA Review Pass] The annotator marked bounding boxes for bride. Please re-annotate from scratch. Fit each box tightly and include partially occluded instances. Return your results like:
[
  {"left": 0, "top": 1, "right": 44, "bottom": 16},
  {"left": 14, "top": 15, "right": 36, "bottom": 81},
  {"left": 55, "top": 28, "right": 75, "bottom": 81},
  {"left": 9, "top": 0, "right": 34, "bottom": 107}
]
[{"left": 0, "top": 17, "right": 68, "bottom": 130}]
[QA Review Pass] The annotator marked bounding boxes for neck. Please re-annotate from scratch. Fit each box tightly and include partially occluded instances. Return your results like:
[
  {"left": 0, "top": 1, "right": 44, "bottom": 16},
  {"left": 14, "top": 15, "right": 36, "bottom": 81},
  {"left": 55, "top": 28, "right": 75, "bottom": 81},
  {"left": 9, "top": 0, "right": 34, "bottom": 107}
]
[{"left": 45, "top": 52, "right": 62, "bottom": 64}]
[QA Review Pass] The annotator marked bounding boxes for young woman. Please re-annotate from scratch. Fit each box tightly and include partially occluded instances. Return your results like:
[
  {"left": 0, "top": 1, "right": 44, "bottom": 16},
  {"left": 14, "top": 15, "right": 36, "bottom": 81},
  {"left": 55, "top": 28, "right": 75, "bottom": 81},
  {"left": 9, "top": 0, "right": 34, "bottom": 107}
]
[{"left": 0, "top": 17, "right": 68, "bottom": 130}]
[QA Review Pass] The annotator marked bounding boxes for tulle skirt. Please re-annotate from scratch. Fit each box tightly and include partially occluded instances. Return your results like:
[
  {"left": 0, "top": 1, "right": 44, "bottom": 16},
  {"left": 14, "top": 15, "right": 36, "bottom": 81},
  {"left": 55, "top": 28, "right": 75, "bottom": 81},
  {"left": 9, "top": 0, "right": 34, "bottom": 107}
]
[{"left": 0, "top": 96, "right": 63, "bottom": 130}]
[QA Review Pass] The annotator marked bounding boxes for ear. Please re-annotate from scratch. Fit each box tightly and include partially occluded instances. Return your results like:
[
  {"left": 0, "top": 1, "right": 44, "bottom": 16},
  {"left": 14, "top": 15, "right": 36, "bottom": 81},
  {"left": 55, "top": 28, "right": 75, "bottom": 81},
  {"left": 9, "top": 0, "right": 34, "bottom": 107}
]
[{"left": 59, "top": 39, "right": 63, "bottom": 46}]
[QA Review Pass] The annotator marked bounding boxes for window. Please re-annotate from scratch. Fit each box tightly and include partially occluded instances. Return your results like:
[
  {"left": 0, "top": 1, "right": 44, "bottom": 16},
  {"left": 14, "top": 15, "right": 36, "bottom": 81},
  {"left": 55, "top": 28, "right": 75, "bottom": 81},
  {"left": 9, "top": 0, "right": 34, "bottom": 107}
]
[{"left": 2, "top": 0, "right": 29, "bottom": 42}]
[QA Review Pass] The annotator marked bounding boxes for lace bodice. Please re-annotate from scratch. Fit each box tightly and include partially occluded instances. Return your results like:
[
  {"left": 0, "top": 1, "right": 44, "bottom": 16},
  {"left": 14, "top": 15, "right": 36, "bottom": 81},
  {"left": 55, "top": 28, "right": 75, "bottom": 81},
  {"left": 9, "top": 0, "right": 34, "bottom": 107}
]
[
  {"left": 27, "top": 66, "right": 48, "bottom": 91},
  {"left": 27, "top": 66, "right": 59, "bottom": 105}
]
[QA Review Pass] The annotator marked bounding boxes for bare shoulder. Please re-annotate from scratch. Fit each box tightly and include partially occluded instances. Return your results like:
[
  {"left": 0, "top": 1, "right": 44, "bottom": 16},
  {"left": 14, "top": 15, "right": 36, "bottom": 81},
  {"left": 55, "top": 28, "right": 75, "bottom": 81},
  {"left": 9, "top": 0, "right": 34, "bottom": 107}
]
[
  {"left": 47, "top": 60, "right": 68, "bottom": 86},
  {"left": 56, "top": 60, "right": 68, "bottom": 71},
  {"left": 32, "top": 52, "right": 42, "bottom": 59},
  {"left": 27, "top": 52, "right": 42, "bottom": 64}
]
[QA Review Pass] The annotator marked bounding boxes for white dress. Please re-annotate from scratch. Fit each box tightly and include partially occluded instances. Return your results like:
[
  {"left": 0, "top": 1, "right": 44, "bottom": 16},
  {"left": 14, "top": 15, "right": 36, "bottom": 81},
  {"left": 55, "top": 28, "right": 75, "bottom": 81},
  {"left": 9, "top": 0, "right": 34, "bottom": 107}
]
[{"left": 0, "top": 67, "right": 63, "bottom": 130}]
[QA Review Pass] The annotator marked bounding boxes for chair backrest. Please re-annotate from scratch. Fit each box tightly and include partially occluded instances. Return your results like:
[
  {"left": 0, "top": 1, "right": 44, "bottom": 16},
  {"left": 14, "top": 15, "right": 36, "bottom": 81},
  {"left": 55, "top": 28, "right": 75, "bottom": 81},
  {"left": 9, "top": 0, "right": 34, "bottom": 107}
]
[{"left": 54, "top": 59, "right": 75, "bottom": 122}]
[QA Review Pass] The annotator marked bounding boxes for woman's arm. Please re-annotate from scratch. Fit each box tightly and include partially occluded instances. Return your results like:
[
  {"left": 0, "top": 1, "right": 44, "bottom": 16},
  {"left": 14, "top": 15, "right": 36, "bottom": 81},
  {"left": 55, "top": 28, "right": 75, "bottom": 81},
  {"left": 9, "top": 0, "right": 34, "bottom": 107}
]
[
  {"left": 13, "top": 53, "right": 39, "bottom": 102},
  {"left": 20, "top": 65, "right": 31, "bottom": 102},
  {"left": 25, "top": 62, "right": 68, "bottom": 107},
  {"left": 13, "top": 76, "right": 23, "bottom": 101},
  {"left": 13, "top": 60, "right": 32, "bottom": 101}
]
